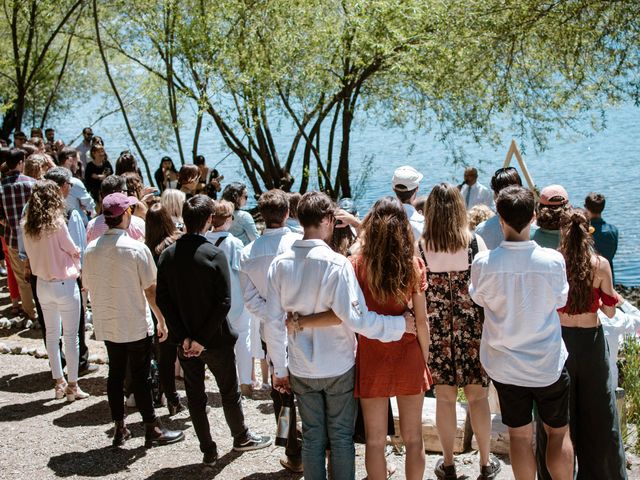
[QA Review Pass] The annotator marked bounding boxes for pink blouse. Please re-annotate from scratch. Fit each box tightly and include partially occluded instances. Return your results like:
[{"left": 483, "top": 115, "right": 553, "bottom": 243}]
[{"left": 23, "top": 223, "right": 81, "bottom": 281}]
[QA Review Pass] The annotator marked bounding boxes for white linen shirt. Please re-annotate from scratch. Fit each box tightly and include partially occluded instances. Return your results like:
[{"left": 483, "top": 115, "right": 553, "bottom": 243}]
[
  {"left": 265, "top": 239, "right": 406, "bottom": 379},
  {"left": 460, "top": 182, "right": 494, "bottom": 210},
  {"left": 239, "top": 227, "right": 302, "bottom": 324},
  {"left": 469, "top": 240, "right": 569, "bottom": 388},
  {"left": 403, "top": 203, "right": 424, "bottom": 240},
  {"left": 66, "top": 177, "right": 95, "bottom": 225},
  {"left": 205, "top": 231, "right": 245, "bottom": 323},
  {"left": 84, "top": 229, "right": 156, "bottom": 343},
  {"left": 475, "top": 215, "right": 503, "bottom": 250}
]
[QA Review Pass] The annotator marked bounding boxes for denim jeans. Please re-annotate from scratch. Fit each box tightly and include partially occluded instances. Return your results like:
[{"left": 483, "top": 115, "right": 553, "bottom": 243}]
[
  {"left": 291, "top": 367, "right": 357, "bottom": 480},
  {"left": 179, "top": 345, "right": 248, "bottom": 454}
]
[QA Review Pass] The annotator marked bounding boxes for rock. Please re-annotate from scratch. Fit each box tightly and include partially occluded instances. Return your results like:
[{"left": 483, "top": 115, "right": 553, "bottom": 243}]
[
  {"left": 0, "top": 343, "right": 9, "bottom": 354},
  {"left": 24, "top": 320, "right": 34, "bottom": 330},
  {"left": 34, "top": 349, "right": 47, "bottom": 359},
  {"left": 25, "top": 347, "right": 37, "bottom": 356},
  {"left": 0, "top": 319, "right": 10, "bottom": 329},
  {"left": 10, "top": 345, "right": 22, "bottom": 354},
  {"left": 87, "top": 354, "right": 100, "bottom": 364},
  {"left": 389, "top": 397, "right": 469, "bottom": 454},
  {"left": 85, "top": 323, "right": 94, "bottom": 332}
]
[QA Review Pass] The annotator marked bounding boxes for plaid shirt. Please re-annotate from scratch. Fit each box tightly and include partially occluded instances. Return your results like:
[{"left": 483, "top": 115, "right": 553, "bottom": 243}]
[{"left": 0, "top": 171, "right": 35, "bottom": 250}]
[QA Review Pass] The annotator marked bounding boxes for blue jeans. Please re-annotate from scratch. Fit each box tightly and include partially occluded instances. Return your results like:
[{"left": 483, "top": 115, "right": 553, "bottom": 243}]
[{"left": 290, "top": 367, "right": 357, "bottom": 480}]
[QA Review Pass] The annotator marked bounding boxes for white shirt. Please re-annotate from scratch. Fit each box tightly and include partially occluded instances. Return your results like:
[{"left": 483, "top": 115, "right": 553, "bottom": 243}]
[
  {"left": 599, "top": 301, "right": 640, "bottom": 385},
  {"left": 239, "top": 227, "right": 301, "bottom": 325},
  {"left": 205, "top": 231, "right": 245, "bottom": 323},
  {"left": 469, "top": 240, "right": 569, "bottom": 388},
  {"left": 66, "top": 177, "right": 95, "bottom": 225},
  {"left": 460, "top": 182, "right": 494, "bottom": 210},
  {"left": 265, "top": 239, "right": 406, "bottom": 379},
  {"left": 84, "top": 229, "right": 156, "bottom": 343},
  {"left": 285, "top": 218, "right": 303, "bottom": 234},
  {"left": 403, "top": 203, "right": 424, "bottom": 240}
]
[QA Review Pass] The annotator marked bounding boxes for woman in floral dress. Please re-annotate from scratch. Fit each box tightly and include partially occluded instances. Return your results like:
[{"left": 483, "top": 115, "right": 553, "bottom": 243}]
[{"left": 419, "top": 183, "right": 500, "bottom": 480}]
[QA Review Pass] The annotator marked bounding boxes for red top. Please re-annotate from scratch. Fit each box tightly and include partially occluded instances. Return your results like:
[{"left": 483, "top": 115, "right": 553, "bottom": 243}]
[
  {"left": 558, "top": 287, "right": 618, "bottom": 314},
  {"left": 352, "top": 255, "right": 432, "bottom": 398}
]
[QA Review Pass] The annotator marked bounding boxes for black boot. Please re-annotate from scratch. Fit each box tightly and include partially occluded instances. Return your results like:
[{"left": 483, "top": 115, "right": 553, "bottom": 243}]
[
  {"left": 112, "top": 420, "right": 131, "bottom": 447},
  {"left": 144, "top": 418, "right": 185, "bottom": 448}
]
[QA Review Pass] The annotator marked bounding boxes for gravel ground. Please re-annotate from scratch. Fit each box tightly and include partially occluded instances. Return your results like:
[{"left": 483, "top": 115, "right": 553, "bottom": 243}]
[{"left": 0, "top": 285, "right": 639, "bottom": 479}]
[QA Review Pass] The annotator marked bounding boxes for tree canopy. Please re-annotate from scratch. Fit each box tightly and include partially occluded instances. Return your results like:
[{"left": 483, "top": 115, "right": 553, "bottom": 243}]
[{"left": 1, "top": 0, "right": 638, "bottom": 194}]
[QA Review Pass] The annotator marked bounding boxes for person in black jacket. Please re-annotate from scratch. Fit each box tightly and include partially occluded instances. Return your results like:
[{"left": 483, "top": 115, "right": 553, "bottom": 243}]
[{"left": 156, "top": 194, "right": 272, "bottom": 467}]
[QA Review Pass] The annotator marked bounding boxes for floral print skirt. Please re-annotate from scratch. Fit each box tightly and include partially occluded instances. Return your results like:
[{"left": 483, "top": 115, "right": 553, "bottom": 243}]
[{"left": 426, "top": 270, "right": 489, "bottom": 387}]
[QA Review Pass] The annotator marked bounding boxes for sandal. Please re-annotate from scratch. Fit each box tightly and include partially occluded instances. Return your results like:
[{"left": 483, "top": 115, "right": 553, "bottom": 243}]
[
  {"left": 435, "top": 458, "right": 457, "bottom": 480},
  {"left": 477, "top": 455, "right": 501, "bottom": 480}
]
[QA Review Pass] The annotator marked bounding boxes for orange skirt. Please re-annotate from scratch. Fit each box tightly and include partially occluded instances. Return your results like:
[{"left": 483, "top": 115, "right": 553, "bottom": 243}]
[{"left": 355, "top": 333, "right": 432, "bottom": 398}]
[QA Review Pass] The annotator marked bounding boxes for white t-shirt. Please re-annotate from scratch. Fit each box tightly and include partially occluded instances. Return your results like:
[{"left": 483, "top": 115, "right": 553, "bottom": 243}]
[
  {"left": 403, "top": 203, "right": 424, "bottom": 240},
  {"left": 469, "top": 240, "right": 569, "bottom": 388}
]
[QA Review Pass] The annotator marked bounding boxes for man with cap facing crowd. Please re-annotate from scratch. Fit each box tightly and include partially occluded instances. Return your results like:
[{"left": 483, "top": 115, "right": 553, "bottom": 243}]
[
  {"left": 392, "top": 165, "right": 425, "bottom": 240},
  {"left": 531, "top": 184, "right": 570, "bottom": 249},
  {"left": 84, "top": 192, "right": 184, "bottom": 448}
]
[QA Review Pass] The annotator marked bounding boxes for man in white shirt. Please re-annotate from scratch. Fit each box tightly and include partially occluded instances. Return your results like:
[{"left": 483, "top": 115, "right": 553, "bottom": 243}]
[
  {"left": 469, "top": 185, "right": 573, "bottom": 480},
  {"left": 475, "top": 167, "right": 523, "bottom": 249},
  {"left": 239, "top": 189, "right": 303, "bottom": 472},
  {"left": 264, "top": 191, "right": 415, "bottom": 480},
  {"left": 84, "top": 192, "right": 183, "bottom": 449},
  {"left": 392, "top": 165, "right": 424, "bottom": 240},
  {"left": 58, "top": 147, "right": 95, "bottom": 225},
  {"left": 75, "top": 127, "right": 93, "bottom": 169},
  {"left": 460, "top": 167, "right": 494, "bottom": 211}
]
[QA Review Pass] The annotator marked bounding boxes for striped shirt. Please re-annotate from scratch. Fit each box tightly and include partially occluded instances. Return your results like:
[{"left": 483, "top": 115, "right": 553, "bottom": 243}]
[{"left": 0, "top": 172, "right": 35, "bottom": 249}]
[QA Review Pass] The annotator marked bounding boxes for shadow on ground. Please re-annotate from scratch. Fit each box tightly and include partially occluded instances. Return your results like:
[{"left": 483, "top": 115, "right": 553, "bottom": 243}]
[
  {"left": 0, "top": 371, "right": 54, "bottom": 393},
  {"left": 143, "top": 451, "right": 245, "bottom": 479},
  {"left": 48, "top": 445, "right": 147, "bottom": 477},
  {"left": 0, "top": 396, "right": 68, "bottom": 421}
]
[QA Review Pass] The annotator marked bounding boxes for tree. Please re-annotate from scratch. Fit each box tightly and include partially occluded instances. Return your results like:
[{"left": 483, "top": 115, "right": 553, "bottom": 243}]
[{"left": 0, "top": 0, "right": 90, "bottom": 138}]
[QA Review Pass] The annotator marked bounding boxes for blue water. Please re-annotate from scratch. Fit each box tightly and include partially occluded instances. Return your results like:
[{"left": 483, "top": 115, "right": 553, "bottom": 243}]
[{"left": 55, "top": 101, "right": 639, "bottom": 285}]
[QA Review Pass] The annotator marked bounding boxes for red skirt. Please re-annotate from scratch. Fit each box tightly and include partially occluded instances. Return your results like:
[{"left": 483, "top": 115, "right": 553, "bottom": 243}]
[{"left": 355, "top": 333, "right": 432, "bottom": 398}]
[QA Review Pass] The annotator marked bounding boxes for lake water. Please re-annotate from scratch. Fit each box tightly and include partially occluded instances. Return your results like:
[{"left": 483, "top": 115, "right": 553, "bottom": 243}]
[{"left": 57, "top": 101, "right": 640, "bottom": 286}]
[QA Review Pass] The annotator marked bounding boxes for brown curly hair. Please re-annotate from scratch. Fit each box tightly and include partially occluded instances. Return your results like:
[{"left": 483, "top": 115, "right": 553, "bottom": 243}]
[
  {"left": 22, "top": 180, "right": 65, "bottom": 238},
  {"left": 536, "top": 203, "right": 570, "bottom": 230},
  {"left": 357, "top": 196, "right": 418, "bottom": 304},
  {"left": 559, "top": 208, "right": 595, "bottom": 314}
]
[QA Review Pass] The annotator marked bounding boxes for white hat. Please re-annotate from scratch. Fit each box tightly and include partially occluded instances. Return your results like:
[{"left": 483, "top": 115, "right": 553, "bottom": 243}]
[{"left": 392, "top": 165, "right": 423, "bottom": 191}]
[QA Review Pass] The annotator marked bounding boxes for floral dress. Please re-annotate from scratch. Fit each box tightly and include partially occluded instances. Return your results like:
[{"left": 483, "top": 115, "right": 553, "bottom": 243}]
[{"left": 420, "top": 237, "right": 489, "bottom": 387}]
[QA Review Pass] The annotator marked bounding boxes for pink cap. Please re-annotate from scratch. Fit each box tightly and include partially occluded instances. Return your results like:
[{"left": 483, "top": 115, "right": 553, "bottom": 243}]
[
  {"left": 539, "top": 184, "right": 569, "bottom": 206},
  {"left": 102, "top": 192, "right": 138, "bottom": 218}
]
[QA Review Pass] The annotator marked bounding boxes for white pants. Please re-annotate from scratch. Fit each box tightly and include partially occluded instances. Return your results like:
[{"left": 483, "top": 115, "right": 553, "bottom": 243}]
[
  {"left": 229, "top": 308, "right": 252, "bottom": 385},
  {"left": 37, "top": 278, "right": 81, "bottom": 382},
  {"left": 250, "top": 314, "right": 265, "bottom": 359}
]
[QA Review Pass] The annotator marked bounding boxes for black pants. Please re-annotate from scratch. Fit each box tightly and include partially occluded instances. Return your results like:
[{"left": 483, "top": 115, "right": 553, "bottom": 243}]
[
  {"left": 105, "top": 336, "right": 156, "bottom": 423},
  {"left": 179, "top": 345, "right": 248, "bottom": 455},
  {"left": 33, "top": 275, "right": 89, "bottom": 372},
  {"left": 262, "top": 340, "right": 302, "bottom": 459},
  {"left": 536, "top": 326, "right": 627, "bottom": 480},
  {"left": 153, "top": 337, "right": 178, "bottom": 404}
]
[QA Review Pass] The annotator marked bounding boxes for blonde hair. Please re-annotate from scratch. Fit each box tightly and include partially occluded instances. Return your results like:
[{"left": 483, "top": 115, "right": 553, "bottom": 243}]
[
  {"left": 211, "top": 200, "right": 234, "bottom": 228},
  {"left": 161, "top": 189, "right": 186, "bottom": 220},
  {"left": 24, "top": 153, "right": 47, "bottom": 179},
  {"left": 423, "top": 183, "right": 470, "bottom": 253},
  {"left": 468, "top": 204, "right": 495, "bottom": 231}
]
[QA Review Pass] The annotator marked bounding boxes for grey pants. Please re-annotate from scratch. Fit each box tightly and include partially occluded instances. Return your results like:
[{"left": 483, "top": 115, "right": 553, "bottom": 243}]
[{"left": 536, "top": 325, "right": 627, "bottom": 480}]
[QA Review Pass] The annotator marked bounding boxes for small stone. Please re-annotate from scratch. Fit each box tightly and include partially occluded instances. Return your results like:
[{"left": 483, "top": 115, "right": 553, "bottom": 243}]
[
  {"left": 85, "top": 323, "right": 94, "bottom": 332},
  {"left": 26, "top": 347, "right": 37, "bottom": 356},
  {"left": 34, "top": 349, "right": 47, "bottom": 359},
  {"left": 24, "top": 320, "right": 33, "bottom": 330},
  {"left": 0, "top": 319, "right": 10, "bottom": 329},
  {"left": 87, "top": 354, "right": 99, "bottom": 363},
  {"left": 10, "top": 346, "right": 21, "bottom": 354},
  {"left": 0, "top": 343, "right": 9, "bottom": 354}
]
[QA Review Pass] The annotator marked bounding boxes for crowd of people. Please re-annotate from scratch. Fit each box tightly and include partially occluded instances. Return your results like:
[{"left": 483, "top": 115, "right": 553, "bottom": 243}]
[{"left": 0, "top": 125, "right": 631, "bottom": 480}]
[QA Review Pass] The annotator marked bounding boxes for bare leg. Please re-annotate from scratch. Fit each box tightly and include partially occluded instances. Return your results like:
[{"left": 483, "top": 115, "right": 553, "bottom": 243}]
[
  {"left": 507, "top": 423, "right": 536, "bottom": 480},
  {"left": 544, "top": 423, "right": 573, "bottom": 480},
  {"left": 397, "top": 394, "right": 426, "bottom": 480},
  {"left": 464, "top": 384, "right": 491, "bottom": 466},
  {"left": 434, "top": 385, "right": 458, "bottom": 466},
  {"left": 360, "top": 397, "right": 389, "bottom": 480}
]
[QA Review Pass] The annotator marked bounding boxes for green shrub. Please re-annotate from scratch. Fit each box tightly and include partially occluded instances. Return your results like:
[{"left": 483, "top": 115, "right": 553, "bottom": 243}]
[{"left": 620, "top": 335, "right": 640, "bottom": 452}]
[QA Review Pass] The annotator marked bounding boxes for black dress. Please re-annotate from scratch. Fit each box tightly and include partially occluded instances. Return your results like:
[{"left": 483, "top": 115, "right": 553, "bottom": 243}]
[{"left": 84, "top": 160, "right": 114, "bottom": 201}]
